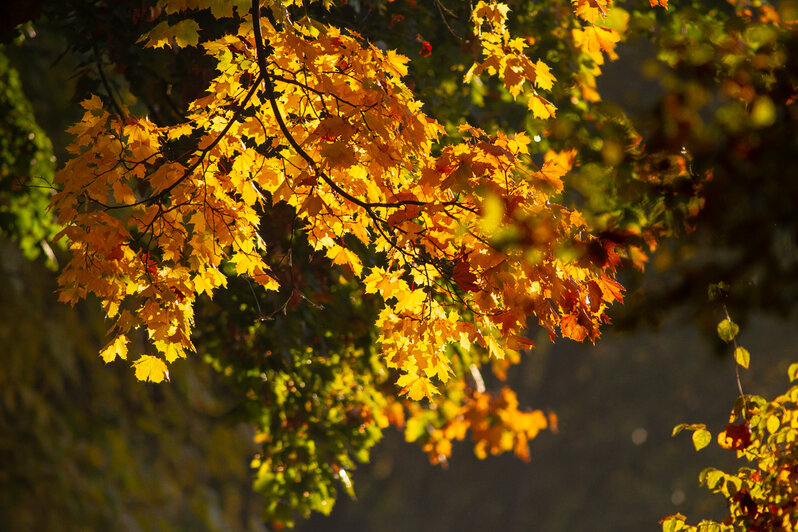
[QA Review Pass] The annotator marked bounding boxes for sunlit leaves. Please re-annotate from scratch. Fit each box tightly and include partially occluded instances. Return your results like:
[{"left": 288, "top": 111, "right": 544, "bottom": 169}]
[
  {"left": 466, "top": 2, "right": 557, "bottom": 115},
  {"left": 49, "top": 1, "right": 634, "bottom": 524},
  {"left": 665, "top": 341, "right": 798, "bottom": 531},
  {"left": 133, "top": 355, "right": 169, "bottom": 382},
  {"left": 141, "top": 19, "right": 201, "bottom": 48},
  {"left": 572, "top": 0, "right": 611, "bottom": 24},
  {"left": 100, "top": 335, "right": 129, "bottom": 363},
  {"left": 671, "top": 423, "right": 710, "bottom": 450},
  {"left": 397, "top": 373, "right": 438, "bottom": 401}
]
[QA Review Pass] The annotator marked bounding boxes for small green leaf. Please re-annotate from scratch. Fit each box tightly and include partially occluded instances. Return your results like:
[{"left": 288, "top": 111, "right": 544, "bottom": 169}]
[
  {"left": 693, "top": 428, "right": 711, "bottom": 451},
  {"left": 733, "top": 347, "right": 750, "bottom": 369},
  {"left": 717, "top": 318, "right": 739, "bottom": 343}
]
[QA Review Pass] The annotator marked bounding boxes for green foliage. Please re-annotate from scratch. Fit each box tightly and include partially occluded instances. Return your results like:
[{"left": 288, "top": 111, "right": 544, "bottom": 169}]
[
  {"left": 196, "top": 211, "right": 389, "bottom": 526},
  {"left": 0, "top": 48, "right": 59, "bottom": 263}
]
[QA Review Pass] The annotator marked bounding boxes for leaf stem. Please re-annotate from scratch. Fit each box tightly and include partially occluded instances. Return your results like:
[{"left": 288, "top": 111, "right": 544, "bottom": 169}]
[{"left": 723, "top": 304, "right": 745, "bottom": 398}]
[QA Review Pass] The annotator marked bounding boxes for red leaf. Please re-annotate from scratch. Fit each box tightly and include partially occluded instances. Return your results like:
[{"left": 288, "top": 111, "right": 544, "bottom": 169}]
[
  {"left": 420, "top": 41, "right": 432, "bottom": 57},
  {"left": 719, "top": 423, "right": 752, "bottom": 450},
  {"left": 453, "top": 261, "right": 480, "bottom": 292},
  {"left": 587, "top": 280, "right": 602, "bottom": 312}
]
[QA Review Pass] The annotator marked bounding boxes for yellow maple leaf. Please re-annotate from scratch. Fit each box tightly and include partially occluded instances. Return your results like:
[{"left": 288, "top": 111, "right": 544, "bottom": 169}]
[
  {"left": 383, "top": 49, "right": 409, "bottom": 78},
  {"left": 529, "top": 94, "right": 556, "bottom": 119},
  {"left": 393, "top": 288, "right": 427, "bottom": 314},
  {"left": 534, "top": 60, "right": 555, "bottom": 91},
  {"left": 396, "top": 373, "right": 438, "bottom": 400},
  {"left": 100, "top": 335, "right": 129, "bottom": 363},
  {"left": 572, "top": 0, "right": 611, "bottom": 24},
  {"left": 485, "top": 335, "right": 505, "bottom": 359},
  {"left": 133, "top": 355, "right": 169, "bottom": 383},
  {"left": 326, "top": 245, "right": 364, "bottom": 277}
]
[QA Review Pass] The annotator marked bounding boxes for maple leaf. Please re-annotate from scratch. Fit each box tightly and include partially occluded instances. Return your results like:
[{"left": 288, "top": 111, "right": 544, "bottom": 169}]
[
  {"left": 571, "top": 0, "right": 610, "bottom": 23},
  {"left": 529, "top": 94, "right": 556, "bottom": 119},
  {"left": 533, "top": 149, "right": 576, "bottom": 190},
  {"left": 133, "top": 355, "right": 170, "bottom": 383},
  {"left": 141, "top": 19, "right": 201, "bottom": 49},
  {"left": 560, "top": 313, "right": 588, "bottom": 342},
  {"left": 326, "top": 246, "right": 363, "bottom": 277},
  {"left": 383, "top": 49, "right": 409, "bottom": 78},
  {"left": 393, "top": 289, "right": 427, "bottom": 314},
  {"left": 396, "top": 373, "right": 438, "bottom": 400},
  {"left": 533, "top": 60, "right": 555, "bottom": 91},
  {"left": 595, "top": 275, "right": 624, "bottom": 303},
  {"left": 453, "top": 261, "right": 480, "bottom": 292},
  {"left": 100, "top": 335, "right": 129, "bottom": 363}
]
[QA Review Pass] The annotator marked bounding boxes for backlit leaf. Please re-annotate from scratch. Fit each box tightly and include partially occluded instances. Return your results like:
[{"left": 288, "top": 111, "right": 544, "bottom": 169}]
[
  {"left": 733, "top": 346, "right": 750, "bottom": 369},
  {"left": 692, "top": 428, "right": 711, "bottom": 451},
  {"left": 133, "top": 355, "right": 169, "bottom": 383}
]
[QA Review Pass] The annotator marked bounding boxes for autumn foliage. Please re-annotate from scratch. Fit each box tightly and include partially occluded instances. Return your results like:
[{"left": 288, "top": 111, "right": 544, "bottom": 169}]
[{"left": 40, "top": 0, "right": 798, "bottom": 527}]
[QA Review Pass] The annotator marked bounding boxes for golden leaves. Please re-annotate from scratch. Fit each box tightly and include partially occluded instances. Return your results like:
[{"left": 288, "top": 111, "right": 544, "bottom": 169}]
[
  {"left": 533, "top": 60, "right": 555, "bottom": 91},
  {"left": 573, "top": 26, "right": 621, "bottom": 57},
  {"left": 326, "top": 245, "right": 364, "bottom": 277},
  {"left": 133, "top": 355, "right": 170, "bottom": 383},
  {"left": 416, "top": 386, "right": 549, "bottom": 464},
  {"left": 467, "top": 2, "right": 557, "bottom": 118},
  {"left": 533, "top": 149, "right": 576, "bottom": 191},
  {"left": 100, "top": 335, "right": 129, "bottom": 363},
  {"left": 572, "top": 0, "right": 611, "bottom": 24},
  {"left": 53, "top": 7, "right": 626, "bottom": 409},
  {"left": 397, "top": 373, "right": 438, "bottom": 401}
]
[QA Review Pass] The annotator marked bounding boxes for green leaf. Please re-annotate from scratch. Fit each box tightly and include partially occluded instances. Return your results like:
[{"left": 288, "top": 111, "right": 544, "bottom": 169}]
[
  {"left": 733, "top": 346, "right": 750, "bottom": 369},
  {"left": 142, "top": 20, "right": 201, "bottom": 49},
  {"left": 716, "top": 318, "right": 739, "bottom": 343},
  {"left": 692, "top": 428, "right": 711, "bottom": 451}
]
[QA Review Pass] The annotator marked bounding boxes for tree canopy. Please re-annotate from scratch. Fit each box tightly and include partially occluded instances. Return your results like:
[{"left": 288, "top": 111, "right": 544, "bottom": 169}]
[{"left": 2, "top": 0, "right": 798, "bottom": 529}]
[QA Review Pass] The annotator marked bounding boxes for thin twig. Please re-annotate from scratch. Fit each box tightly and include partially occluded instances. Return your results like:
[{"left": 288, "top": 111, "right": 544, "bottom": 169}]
[
  {"left": 723, "top": 304, "right": 745, "bottom": 398},
  {"left": 92, "top": 42, "right": 125, "bottom": 120}
]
